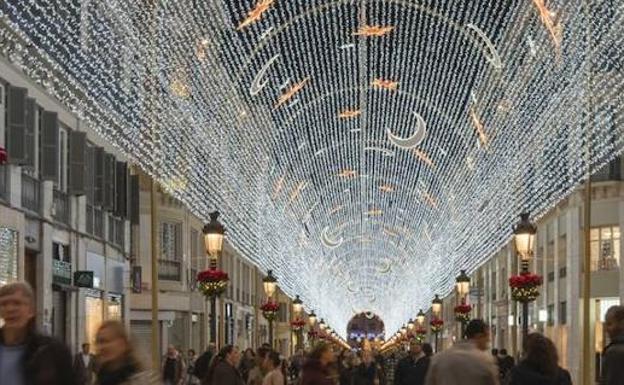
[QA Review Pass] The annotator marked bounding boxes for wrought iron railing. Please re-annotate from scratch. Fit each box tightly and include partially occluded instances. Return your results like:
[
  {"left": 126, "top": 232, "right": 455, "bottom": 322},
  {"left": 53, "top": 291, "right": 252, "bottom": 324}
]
[
  {"left": 52, "top": 189, "right": 70, "bottom": 225},
  {"left": 21, "top": 173, "right": 40, "bottom": 214},
  {"left": 158, "top": 259, "right": 181, "bottom": 281}
]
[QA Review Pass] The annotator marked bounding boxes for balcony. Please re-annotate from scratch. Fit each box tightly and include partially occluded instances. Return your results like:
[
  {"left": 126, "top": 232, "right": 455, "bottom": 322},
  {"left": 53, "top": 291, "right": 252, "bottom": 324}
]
[
  {"left": 52, "top": 189, "right": 70, "bottom": 226},
  {"left": 21, "top": 173, "right": 40, "bottom": 214},
  {"left": 0, "top": 166, "right": 9, "bottom": 202},
  {"left": 158, "top": 259, "right": 181, "bottom": 281},
  {"left": 591, "top": 257, "right": 619, "bottom": 272}
]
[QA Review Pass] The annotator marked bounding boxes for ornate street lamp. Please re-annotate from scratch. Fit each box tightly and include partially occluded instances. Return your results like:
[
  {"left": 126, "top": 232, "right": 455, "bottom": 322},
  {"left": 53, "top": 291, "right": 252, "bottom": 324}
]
[
  {"left": 199, "top": 211, "right": 228, "bottom": 346},
  {"left": 292, "top": 295, "right": 304, "bottom": 350},
  {"left": 319, "top": 318, "right": 327, "bottom": 331},
  {"left": 431, "top": 295, "right": 443, "bottom": 352},
  {"left": 262, "top": 270, "right": 279, "bottom": 348},
  {"left": 292, "top": 295, "right": 303, "bottom": 315},
  {"left": 511, "top": 212, "right": 541, "bottom": 353},
  {"left": 432, "top": 294, "right": 443, "bottom": 316},
  {"left": 263, "top": 270, "right": 278, "bottom": 298},
  {"left": 308, "top": 310, "right": 317, "bottom": 326},
  {"left": 455, "top": 270, "right": 472, "bottom": 338},
  {"left": 407, "top": 319, "right": 415, "bottom": 330},
  {"left": 416, "top": 309, "right": 426, "bottom": 326},
  {"left": 203, "top": 211, "right": 225, "bottom": 260}
]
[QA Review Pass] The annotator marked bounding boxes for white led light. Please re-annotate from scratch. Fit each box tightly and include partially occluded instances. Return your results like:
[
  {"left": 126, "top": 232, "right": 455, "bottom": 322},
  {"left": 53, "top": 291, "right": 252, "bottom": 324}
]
[{"left": 1, "top": 0, "right": 622, "bottom": 337}]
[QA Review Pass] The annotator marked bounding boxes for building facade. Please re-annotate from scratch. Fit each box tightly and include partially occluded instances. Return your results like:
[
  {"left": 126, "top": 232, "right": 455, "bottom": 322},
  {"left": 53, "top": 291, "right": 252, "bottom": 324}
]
[
  {"left": 435, "top": 164, "right": 624, "bottom": 384},
  {"left": 0, "top": 56, "right": 132, "bottom": 354}
]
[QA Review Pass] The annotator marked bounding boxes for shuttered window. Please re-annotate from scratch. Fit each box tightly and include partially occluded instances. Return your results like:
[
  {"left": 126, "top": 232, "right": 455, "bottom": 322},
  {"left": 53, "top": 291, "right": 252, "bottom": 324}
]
[
  {"left": 114, "top": 161, "right": 127, "bottom": 217},
  {"left": 129, "top": 175, "right": 139, "bottom": 224},
  {"left": 40, "top": 111, "right": 59, "bottom": 181},
  {"left": 85, "top": 143, "right": 95, "bottom": 204},
  {"left": 6, "top": 86, "right": 27, "bottom": 164},
  {"left": 103, "top": 153, "right": 115, "bottom": 211},
  {"left": 23, "top": 98, "right": 36, "bottom": 169},
  {"left": 69, "top": 131, "right": 86, "bottom": 195},
  {"left": 93, "top": 147, "right": 104, "bottom": 206}
]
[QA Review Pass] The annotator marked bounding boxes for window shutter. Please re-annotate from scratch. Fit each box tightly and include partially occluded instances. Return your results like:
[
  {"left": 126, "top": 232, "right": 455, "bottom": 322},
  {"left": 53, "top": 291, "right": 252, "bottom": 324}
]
[
  {"left": 129, "top": 175, "right": 139, "bottom": 225},
  {"left": 115, "top": 161, "right": 127, "bottom": 217},
  {"left": 23, "top": 98, "right": 36, "bottom": 168},
  {"left": 69, "top": 131, "right": 86, "bottom": 195},
  {"left": 103, "top": 153, "right": 116, "bottom": 211},
  {"left": 93, "top": 147, "right": 104, "bottom": 206},
  {"left": 85, "top": 144, "right": 95, "bottom": 204},
  {"left": 40, "top": 111, "right": 59, "bottom": 181},
  {"left": 6, "top": 86, "right": 27, "bottom": 164}
]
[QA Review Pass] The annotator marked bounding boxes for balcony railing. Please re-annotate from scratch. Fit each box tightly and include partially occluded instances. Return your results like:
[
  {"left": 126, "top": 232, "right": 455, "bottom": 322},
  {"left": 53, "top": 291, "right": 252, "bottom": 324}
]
[
  {"left": 0, "top": 166, "right": 9, "bottom": 202},
  {"left": 158, "top": 259, "right": 181, "bottom": 281},
  {"left": 52, "top": 189, "right": 70, "bottom": 225},
  {"left": 21, "top": 173, "right": 40, "bottom": 214}
]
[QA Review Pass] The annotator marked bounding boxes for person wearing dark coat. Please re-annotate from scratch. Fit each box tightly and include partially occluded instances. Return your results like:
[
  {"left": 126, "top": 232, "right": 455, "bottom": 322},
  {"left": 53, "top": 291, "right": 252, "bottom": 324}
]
[
  {"left": 0, "top": 281, "right": 77, "bottom": 385},
  {"left": 505, "top": 334, "right": 571, "bottom": 385},
  {"left": 353, "top": 350, "right": 380, "bottom": 385},
  {"left": 203, "top": 345, "right": 245, "bottom": 385},
  {"left": 603, "top": 305, "right": 624, "bottom": 385},
  {"left": 395, "top": 341, "right": 430, "bottom": 385},
  {"left": 300, "top": 342, "right": 335, "bottom": 385}
]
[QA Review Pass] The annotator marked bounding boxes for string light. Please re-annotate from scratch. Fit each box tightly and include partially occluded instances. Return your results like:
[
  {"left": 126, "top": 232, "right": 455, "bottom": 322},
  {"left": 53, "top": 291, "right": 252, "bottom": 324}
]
[{"left": 1, "top": 0, "right": 622, "bottom": 337}]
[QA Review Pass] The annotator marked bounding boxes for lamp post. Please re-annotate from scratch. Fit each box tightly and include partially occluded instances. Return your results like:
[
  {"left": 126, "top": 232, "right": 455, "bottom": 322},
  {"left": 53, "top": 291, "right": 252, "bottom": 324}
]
[
  {"left": 308, "top": 310, "right": 317, "bottom": 327},
  {"left": 416, "top": 309, "right": 426, "bottom": 326},
  {"left": 292, "top": 295, "right": 304, "bottom": 351},
  {"left": 512, "top": 212, "right": 537, "bottom": 352},
  {"left": 262, "top": 270, "right": 278, "bottom": 348},
  {"left": 202, "top": 211, "right": 225, "bottom": 346},
  {"left": 455, "top": 270, "right": 471, "bottom": 338},
  {"left": 432, "top": 294, "right": 443, "bottom": 352}
]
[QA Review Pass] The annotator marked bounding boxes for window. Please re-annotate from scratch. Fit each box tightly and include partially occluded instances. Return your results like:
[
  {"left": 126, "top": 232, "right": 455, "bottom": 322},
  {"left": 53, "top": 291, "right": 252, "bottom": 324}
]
[
  {"left": 590, "top": 226, "right": 620, "bottom": 271},
  {"left": 278, "top": 302, "right": 288, "bottom": 322},
  {"left": 159, "top": 221, "right": 182, "bottom": 280},
  {"left": 52, "top": 242, "right": 70, "bottom": 262},
  {"left": 560, "top": 301, "right": 567, "bottom": 325},
  {"left": 547, "top": 304, "right": 555, "bottom": 326},
  {"left": 559, "top": 266, "right": 567, "bottom": 278}
]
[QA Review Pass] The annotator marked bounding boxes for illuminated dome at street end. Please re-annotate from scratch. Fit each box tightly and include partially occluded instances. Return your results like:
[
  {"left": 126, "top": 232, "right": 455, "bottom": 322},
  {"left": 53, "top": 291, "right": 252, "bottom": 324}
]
[{"left": 2, "top": 1, "right": 622, "bottom": 336}]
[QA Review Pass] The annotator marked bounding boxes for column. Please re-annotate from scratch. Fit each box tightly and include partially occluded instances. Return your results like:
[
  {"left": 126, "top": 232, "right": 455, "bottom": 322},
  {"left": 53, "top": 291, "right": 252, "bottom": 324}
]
[
  {"left": 566, "top": 203, "right": 582, "bottom": 384},
  {"left": 542, "top": 222, "right": 548, "bottom": 335},
  {"left": 553, "top": 213, "right": 560, "bottom": 345},
  {"left": 619, "top": 200, "right": 624, "bottom": 302}
]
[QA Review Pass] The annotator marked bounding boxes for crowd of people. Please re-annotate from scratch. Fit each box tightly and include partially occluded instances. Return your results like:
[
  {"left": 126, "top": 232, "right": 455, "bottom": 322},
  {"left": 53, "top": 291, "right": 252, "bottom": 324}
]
[{"left": 4, "top": 280, "right": 624, "bottom": 384}]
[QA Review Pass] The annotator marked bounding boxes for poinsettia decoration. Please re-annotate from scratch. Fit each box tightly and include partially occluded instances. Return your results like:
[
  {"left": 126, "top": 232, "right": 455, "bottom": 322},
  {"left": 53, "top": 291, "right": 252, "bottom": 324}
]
[
  {"left": 196, "top": 268, "right": 229, "bottom": 298},
  {"left": 0, "top": 146, "right": 7, "bottom": 165},
  {"left": 260, "top": 299, "right": 280, "bottom": 321},
  {"left": 291, "top": 318, "right": 306, "bottom": 331},
  {"left": 509, "top": 271, "right": 542, "bottom": 303},
  {"left": 430, "top": 317, "right": 444, "bottom": 333},
  {"left": 454, "top": 298, "right": 472, "bottom": 323},
  {"left": 307, "top": 329, "right": 319, "bottom": 340},
  {"left": 413, "top": 327, "right": 427, "bottom": 343}
]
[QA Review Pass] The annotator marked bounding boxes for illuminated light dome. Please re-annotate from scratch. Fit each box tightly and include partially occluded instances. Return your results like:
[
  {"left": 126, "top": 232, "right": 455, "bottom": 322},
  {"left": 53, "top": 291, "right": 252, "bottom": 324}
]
[{"left": 2, "top": 0, "right": 622, "bottom": 336}]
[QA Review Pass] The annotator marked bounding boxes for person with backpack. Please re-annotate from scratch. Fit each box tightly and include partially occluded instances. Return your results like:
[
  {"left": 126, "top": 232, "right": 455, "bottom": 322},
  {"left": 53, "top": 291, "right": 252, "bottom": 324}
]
[{"left": 602, "top": 305, "right": 624, "bottom": 385}]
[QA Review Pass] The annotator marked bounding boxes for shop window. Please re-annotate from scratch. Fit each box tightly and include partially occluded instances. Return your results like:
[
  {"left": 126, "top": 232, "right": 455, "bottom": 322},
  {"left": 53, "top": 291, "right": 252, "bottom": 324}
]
[
  {"left": 590, "top": 226, "right": 620, "bottom": 271},
  {"left": 85, "top": 294, "right": 103, "bottom": 352},
  {"left": 108, "top": 296, "right": 122, "bottom": 320}
]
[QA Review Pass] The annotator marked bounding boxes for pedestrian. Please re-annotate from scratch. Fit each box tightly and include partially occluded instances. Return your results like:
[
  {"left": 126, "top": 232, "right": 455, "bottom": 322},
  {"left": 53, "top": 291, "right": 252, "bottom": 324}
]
[
  {"left": 0, "top": 281, "right": 76, "bottom": 385},
  {"left": 163, "top": 345, "right": 185, "bottom": 385},
  {"left": 498, "top": 349, "right": 514, "bottom": 381},
  {"left": 422, "top": 343, "right": 433, "bottom": 358},
  {"left": 300, "top": 342, "right": 335, "bottom": 385},
  {"left": 262, "top": 351, "right": 285, "bottom": 385},
  {"left": 394, "top": 341, "right": 430, "bottom": 385},
  {"left": 203, "top": 345, "right": 244, "bottom": 385},
  {"left": 195, "top": 343, "right": 217, "bottom": 382},
  {"left": 289, "top": 349, "right": 305, "bottom": 380},
  {"left": 74, "top": 342, "right": 96, "bottom": 385},
  {"left": 338, "top": 351, "right": 356, "bottom": 385},
  {"left": 239, "top": 348, "right": 256, "bottom": 382},
  {"left": 603, "top": 305, "right": 624, "bottom": 385},
  {"left": 94, "top": 320, "right": 158, "bottom": 385},
  {"left": 353, "top": 350, "right": 380, "bottom": 385},
  {"left": 505, "top": 333, "right": 571, "bottom": 385},
  {"left": 247, "top": 347, "right": 270, "bottom": 385},
  {"left": 383, "top": 352, "right": 399, "bottom": 385},
  {"left": 187, "top": 349, "right": 201, "bottom": 385},
  {"left": 425, "top": 319, "right": 499, "bottom": 385}
]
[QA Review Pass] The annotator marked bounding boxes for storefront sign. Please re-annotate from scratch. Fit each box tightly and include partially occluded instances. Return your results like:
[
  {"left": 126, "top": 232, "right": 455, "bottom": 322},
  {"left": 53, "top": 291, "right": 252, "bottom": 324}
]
[
  {"left": 74, "top": 271, "right": 94, "bottom": 288},
  {"left": 52, "top": 259, "right": 72, "bottom": 285}
]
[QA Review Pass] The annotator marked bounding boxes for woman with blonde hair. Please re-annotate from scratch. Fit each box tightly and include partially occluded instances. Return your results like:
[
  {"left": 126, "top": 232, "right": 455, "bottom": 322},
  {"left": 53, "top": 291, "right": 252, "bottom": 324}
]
[{"left": 94, "top": 320, "right": 157, "bottom": 385}]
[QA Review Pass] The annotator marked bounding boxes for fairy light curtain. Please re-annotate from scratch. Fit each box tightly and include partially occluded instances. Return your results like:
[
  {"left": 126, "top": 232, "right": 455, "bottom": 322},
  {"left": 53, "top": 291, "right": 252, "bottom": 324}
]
[{"left": 1, "top": 0, "right": 622, "bottom": 335}]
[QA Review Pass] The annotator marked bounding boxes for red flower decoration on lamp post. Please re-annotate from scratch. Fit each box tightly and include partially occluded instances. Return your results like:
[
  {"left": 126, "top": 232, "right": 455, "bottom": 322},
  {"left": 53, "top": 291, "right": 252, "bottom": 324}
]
[
  {"left": 0, "top": 146, "right": 7, "bottom": 165},
  {"left": 509, "top": 271, "right": 543, "bottom": 303},
  {"left": 196, "top": 268, "right": 229, "bottom": 298},
  {"left": 430, "top": 317, "right": 444, "bottom": 334},
  {"left": 454, "top": 298, "right": 472, "bottom": 323},
  {"left": 260, "top": 298, "right": 280, "bottom": 322},
  {"left": 291, "top": 318, "right": 306, "bottom": 331}
]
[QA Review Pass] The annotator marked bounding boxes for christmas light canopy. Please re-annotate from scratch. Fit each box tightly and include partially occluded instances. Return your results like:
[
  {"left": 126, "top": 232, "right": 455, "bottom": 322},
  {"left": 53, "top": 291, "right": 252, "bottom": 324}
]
[{"left": 2, "top": 0, "right": 623, "bottom": 337}]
